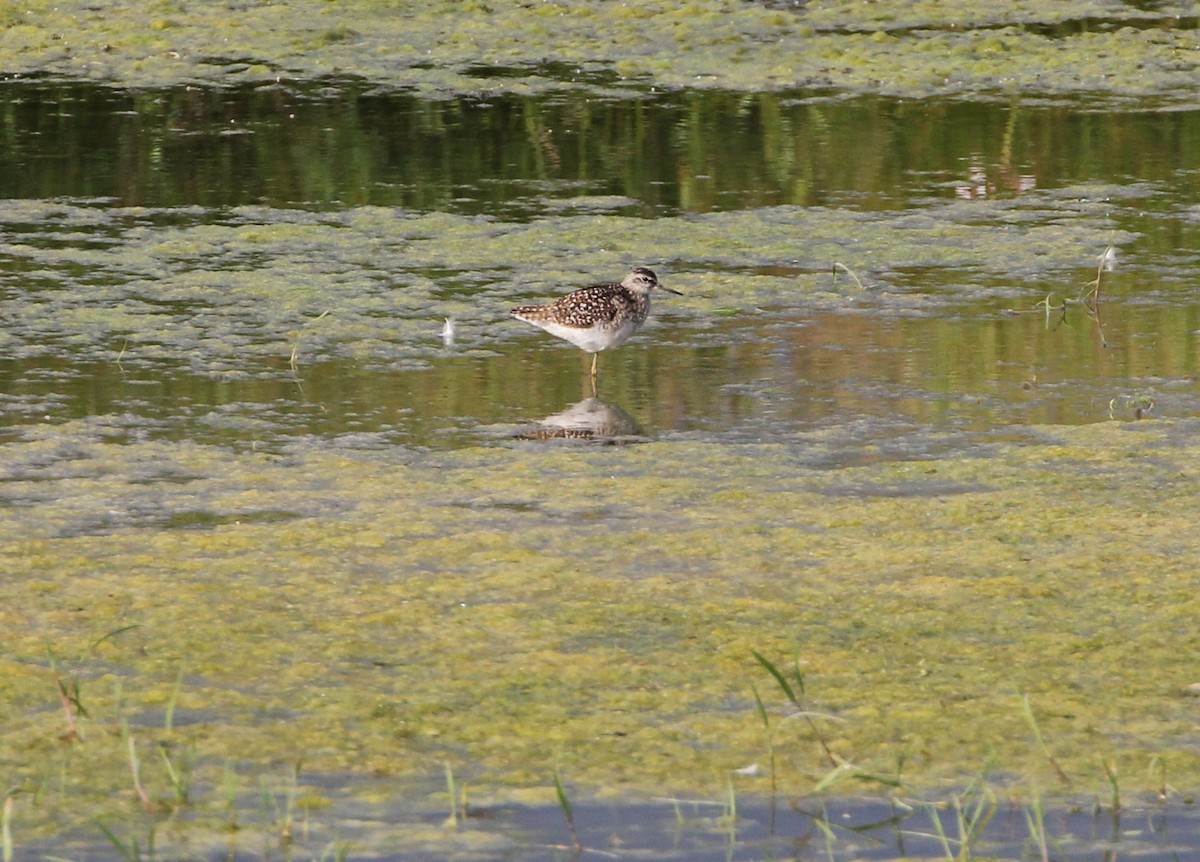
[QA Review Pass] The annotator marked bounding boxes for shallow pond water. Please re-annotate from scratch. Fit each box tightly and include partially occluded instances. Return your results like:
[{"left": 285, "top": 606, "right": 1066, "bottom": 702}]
[
  {"left": 3, "top": 76, "right": 1200, "bottom": 860},
  {"left": 26, "top": 787, "right": 1200, "bottom": 862},
  {"left": 3, "top": 79, "right": 1200, "bottom": 452}
]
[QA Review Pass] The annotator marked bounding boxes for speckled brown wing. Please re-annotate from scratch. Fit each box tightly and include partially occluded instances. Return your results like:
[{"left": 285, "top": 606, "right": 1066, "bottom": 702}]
[
  {"left": 552, "top": 283, "right": 635, "bottom": 327},
  {"left": 514, "top": 282, "right": 632, "bottom": 328}
]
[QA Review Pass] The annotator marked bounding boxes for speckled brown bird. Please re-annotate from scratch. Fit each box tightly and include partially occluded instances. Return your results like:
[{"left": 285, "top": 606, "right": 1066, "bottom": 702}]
[{"left": 510, "top": 267, "right": 680, "bottom": 377}]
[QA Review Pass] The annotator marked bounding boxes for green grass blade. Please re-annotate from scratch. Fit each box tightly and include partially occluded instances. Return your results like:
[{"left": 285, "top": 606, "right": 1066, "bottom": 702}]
[
  {"left": 164, "top": 666, "right": 184, "bottom": 732},
  {"left": 89, "top": 625, "right": 141, "bottom": 655},
  {"left": 1020, "top": 693, "right": 1071, "bottom": 786},
  {"left": 553, "top": 768, "right": 573, "bottom": 825},
  {"left": 751, "top": 650, "right": 798, "bottom": 706},
  {"left": 750, "top": 682, "right": 770, "bottom": 729},
  {"left": 552, "top": 766, "right": 581, "bottom": 852},
  {"left": 789, "top": 648, "right": 806, "bottom": 697},
  {"left": 96, "top": 821, "right": 138, "bottom": 862}
]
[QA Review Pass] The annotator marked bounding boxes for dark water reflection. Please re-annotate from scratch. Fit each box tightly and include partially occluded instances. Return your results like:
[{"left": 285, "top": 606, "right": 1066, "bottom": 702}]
[{"left": 4, "top": 78, "right": 1200, "bottom": 215}]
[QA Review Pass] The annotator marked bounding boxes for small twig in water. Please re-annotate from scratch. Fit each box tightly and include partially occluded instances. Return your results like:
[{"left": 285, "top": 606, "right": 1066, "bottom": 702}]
[
  {"left": 832, "top": 261, "right": 866, "bottom": 291},
  {"left": 124, "top": 726, "right": 154, "bottom": 811},
  {"left": 1079, "top": 247, "right": 1113, "bottom": 348},
  {"left": 1081, "top": 245, "right": 1114, "bottom": 306},
  {"left": 2, "top": 795, "right": 14, "bottom": 862},
  {"left": 290, "top": 310, "right": 331, "bottom": 371}
]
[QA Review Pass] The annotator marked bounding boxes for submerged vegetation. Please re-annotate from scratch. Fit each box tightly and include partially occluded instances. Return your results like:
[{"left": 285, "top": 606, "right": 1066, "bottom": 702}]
[
  {"left": 2, "top": 0, "right": 1200, "bottom": 859},
  {"left": 3, "top": 420, "right": 1200, "bottom": 856}
]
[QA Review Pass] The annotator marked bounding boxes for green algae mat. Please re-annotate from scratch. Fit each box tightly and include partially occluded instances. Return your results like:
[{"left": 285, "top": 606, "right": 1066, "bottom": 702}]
[
  {"left": 3, "top": 419, "right": 1198, "bottom": 832},
  {"left": 3, "top": 0, "right": 1198, "bottom": 105},
  {"left": 3, "top": 0, "right": 1200, "bottom": 856}
]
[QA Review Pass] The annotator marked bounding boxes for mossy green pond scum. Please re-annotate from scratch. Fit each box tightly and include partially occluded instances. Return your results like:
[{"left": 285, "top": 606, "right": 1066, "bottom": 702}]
[{"left": 2, "top": 0, "right": 1200, "bottom": 859}]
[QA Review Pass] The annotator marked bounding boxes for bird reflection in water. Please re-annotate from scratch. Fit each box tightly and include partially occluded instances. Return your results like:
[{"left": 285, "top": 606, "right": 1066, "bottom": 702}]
[{"left": 513, "top": 397, "right": 644, "bottom": 443}]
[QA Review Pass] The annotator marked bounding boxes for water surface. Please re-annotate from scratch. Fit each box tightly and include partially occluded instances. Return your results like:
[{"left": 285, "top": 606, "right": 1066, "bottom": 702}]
[
  {"left": 3, "top": 78, "right": 1200, "bottom": 860},
  {"left": 3, "top": 80, "right": 1200, "bottom": 453}
]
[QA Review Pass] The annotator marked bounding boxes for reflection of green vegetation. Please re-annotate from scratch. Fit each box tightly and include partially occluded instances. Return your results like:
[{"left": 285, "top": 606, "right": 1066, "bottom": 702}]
[{"left": 3, "top": 83, "right": 1200, "bottom": 215}]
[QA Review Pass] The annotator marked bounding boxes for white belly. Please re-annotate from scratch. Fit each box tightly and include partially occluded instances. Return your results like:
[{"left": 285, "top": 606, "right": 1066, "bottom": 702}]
[{"left": 535, "top": 318, "right": 640, "bottom": 353}]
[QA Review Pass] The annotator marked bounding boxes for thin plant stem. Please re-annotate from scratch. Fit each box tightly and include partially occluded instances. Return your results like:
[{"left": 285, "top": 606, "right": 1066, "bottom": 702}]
[
  {"left": 750, "top": 683, "right": 777, "bottom": 800},
  {"left": 752, "top": 649, "right": 838, "bottom": 768},
  {"left": 1020, "top": 694, "right": 1071, "bottom": 787},
  {"left": 290, "top": 310, "right": 331, "bottom": 371},
  {"left": 553, "top": 767, "right": 582, "bottom": 855},
  {"left": 832, "top": 261, "right": 865, "bottom": 291},
  {"left": 1102, "top": 759, "right": 1121, "bottom": 811},
  {"left": 123, "top": 725, "right": 153, "bottom": 811},
  {"left": 2, "top": 795, "right": 13, "bottom": 862},
  {"left": 1148, "top": 754, "right": 1168, "bottom": 800},
  {"left": 158, "top": 744, "right": 191, "bottom": 808},
  {"left": 1023, "top": 780, "right": 1050, "bottom": 862},
  {"left": 164, "top": 666, "right": 185, "bottom": 732},
  {"left": 443, "top": 763, "right": 458, "bottom": 829},
  {"left": 1079, "top": 246, "right": 1112, "bottom": 347}
]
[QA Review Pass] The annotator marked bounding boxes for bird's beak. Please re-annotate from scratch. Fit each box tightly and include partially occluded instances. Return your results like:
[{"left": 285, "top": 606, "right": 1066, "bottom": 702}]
[{"left": 661, "top": 285, "right": 683, "bottom": 295}]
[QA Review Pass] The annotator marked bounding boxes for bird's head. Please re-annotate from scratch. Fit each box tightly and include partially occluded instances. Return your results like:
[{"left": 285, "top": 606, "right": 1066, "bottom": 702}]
[{"left": 623, "top": 266, "right": 682, "bottom": 295}]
